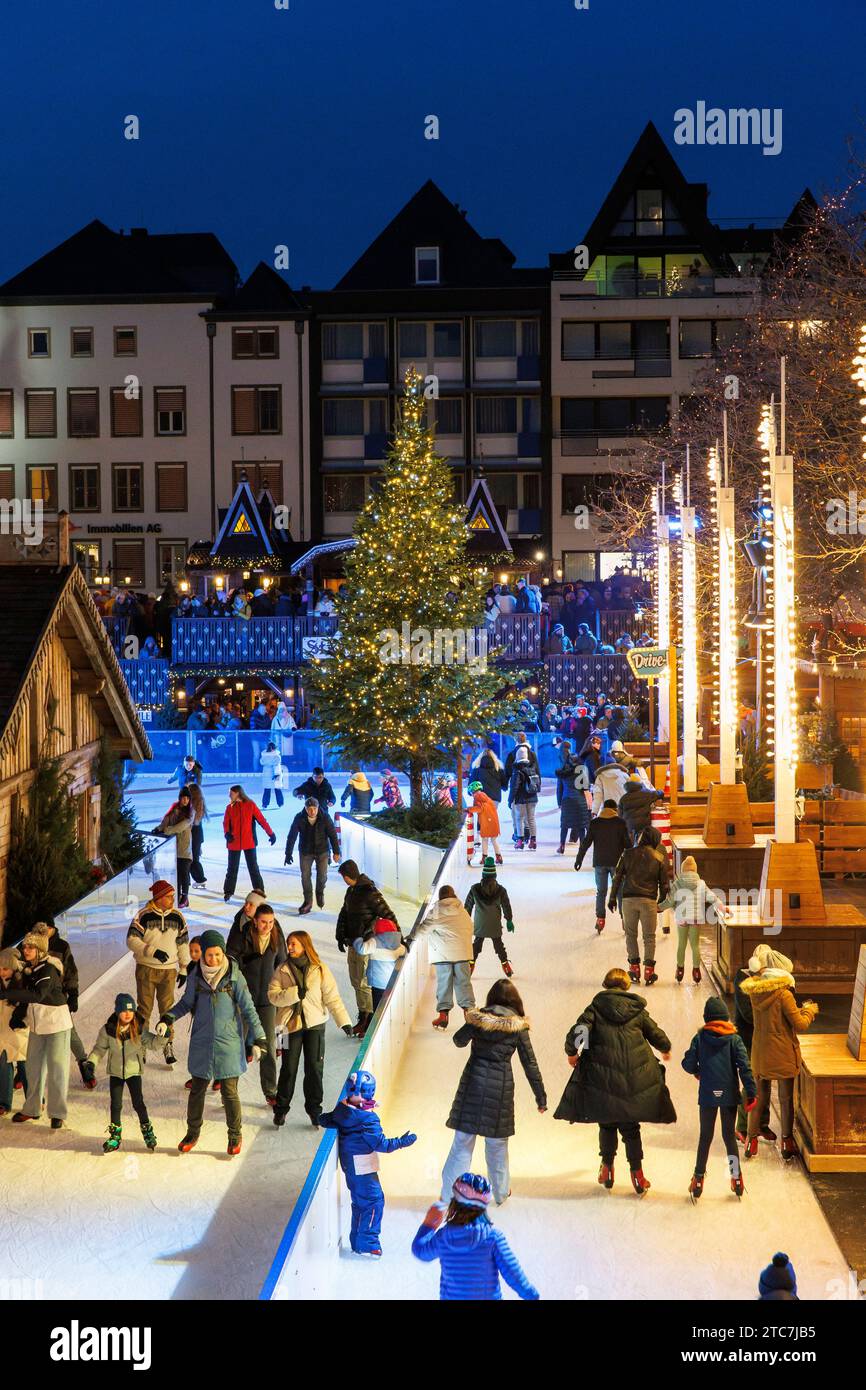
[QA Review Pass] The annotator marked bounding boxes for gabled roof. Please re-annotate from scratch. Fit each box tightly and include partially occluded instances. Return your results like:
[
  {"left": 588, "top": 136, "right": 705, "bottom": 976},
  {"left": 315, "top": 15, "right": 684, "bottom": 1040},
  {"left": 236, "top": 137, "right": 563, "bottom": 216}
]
[
  {"left": 0, "top": 219, "right": 238, "bottom": 300},
  {"left": 549, "top": 121, "right": 733, "bottom": 274},
  {"left": 0, "top": 565, "right": 149, "bottom": 760},
  {"left": 209, "top": 261, "right": 307, "bottom": 317},
  {"left": 187, "top": 473, "right": 307, "bottom": 572},
  {"left": 464, "top": 475, "right": 513, "bottom": 554},
  {"left": 211, "top": 478, "right": 275, "bottom": 559},
  {"left": 335, "top": 180, "right": 541, "bottom": 290}
]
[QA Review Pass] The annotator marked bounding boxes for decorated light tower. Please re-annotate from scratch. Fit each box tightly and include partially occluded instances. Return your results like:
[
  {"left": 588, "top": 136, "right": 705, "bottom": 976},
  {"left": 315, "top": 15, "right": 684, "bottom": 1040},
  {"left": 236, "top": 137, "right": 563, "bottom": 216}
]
[
  {"left": 769, "top": 361, "right": 797, "bottom": 843},
  {"left": 680, "top": 444, "right": 699, "bottom": 793},
  {"left": 715, "top": 415, "right": 738, "bottom": 784},
  {"left": 653, "top": 465, "right": 671, "bottom": 740}
]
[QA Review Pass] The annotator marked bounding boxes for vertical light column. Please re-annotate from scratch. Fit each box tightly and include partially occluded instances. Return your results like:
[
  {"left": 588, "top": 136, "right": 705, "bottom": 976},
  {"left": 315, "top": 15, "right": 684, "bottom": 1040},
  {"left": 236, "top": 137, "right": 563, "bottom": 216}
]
[
  {"left": 771, "top": 441, "right": 797, "bottom": 842},
  {"left": 680, "top": 461, "right": 698, "bottom": 792},
  {"left": 718, "top": 477, "right": 738, "bottom": 784},
  {"left": 654, "top": 484, "right": 671, "bottom": 739}
]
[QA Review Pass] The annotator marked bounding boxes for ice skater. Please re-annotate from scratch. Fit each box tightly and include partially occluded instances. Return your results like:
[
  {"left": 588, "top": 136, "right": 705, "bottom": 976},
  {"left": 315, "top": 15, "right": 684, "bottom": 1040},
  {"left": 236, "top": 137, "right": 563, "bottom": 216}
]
[
  {"left": 87, "top": 992, "right": 169, "bottom": 1152},
  {"left": 319, "top": 1069, "right": 416, "bottom": 1256},
  {"left": 412, "top": 1173, "right": 540, "bottom": 1301},
  {"left": 681, "top": 997, "right": 756, "bottom": 1201},
  {"left": 465, "top": 857, "right": 515, "bottom": 978},
  {"left": 659, "top": 854, "right": 729, "bottom": 984}
]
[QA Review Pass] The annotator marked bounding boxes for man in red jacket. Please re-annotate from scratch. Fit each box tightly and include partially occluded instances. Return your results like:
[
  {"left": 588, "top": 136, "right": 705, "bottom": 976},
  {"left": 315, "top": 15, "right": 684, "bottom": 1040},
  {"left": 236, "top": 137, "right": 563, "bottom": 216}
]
[{"left": 223, "top": 784, "right": 276, "bottom": 902}]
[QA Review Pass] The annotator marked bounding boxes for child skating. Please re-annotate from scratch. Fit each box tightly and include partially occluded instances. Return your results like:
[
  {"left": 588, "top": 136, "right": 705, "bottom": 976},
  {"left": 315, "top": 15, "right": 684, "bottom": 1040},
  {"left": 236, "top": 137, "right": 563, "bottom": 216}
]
[
  {"left": 318, "top": 1069, "right": 416, "bottom": 1256},
  {"left": 660, "top": 855, "right": 729, "bottom": 983},
  {"left": 87, "top": 992, "right": 170, "bottom": 1152},
  {"left": 681, "top": 997, "right": 756, "bottom": 1200},
  {"left": 467, "top": 780, "right": 503, "bottom": 863},
  {"left": 412, "top": 1173, "right": 540, "bottom": 1301},
  {"left": 465, "top": 857, "right": 515, "bottom": 978}
]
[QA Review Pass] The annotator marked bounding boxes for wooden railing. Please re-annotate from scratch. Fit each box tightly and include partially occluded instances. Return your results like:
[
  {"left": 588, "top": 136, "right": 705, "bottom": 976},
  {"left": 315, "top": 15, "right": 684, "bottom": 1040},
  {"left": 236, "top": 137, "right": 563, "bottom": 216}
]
[{"left": 545, "top": 653, "right": 637, "bottom": 703}]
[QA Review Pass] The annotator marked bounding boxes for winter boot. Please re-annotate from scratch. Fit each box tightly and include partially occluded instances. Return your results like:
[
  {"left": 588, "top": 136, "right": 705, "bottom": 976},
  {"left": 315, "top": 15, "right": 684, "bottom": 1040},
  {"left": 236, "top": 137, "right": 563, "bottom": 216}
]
[
  {"left": 598, "top": 1162, "right": 614, "bottom": 1190},
  {"left": 675, "top": 965, "right": 685, "bottom": 983},
  {"left": 692, "top": 966, "right": 702, "bottom": 984},
  {"left": 141, "top": 1122, "right": 157, "bottom": 1151},
  {"left": 502, "top": 961, "right": 514, "bottom": 977},
  {"left": 514, "top": 838, "right": 524, "bottom": 851},
  {"left": 731, "top": 1172, "right": 745, "bottom": 1198},
  {"left": 781, "top": 1135, "right": 799, "bottom": 1161},
  {"left": 595, "top": 916, "right": 606, "bottom": 934},
  {"left": 178, "top": 1133, "right": 198, "bottom": 1153},
  {"left": 432, "top": 1011, "right": 449, "bottom": 1030},
  {"left": 643, "top": 962, "right": 658, "bottom": 986},
  {"left": 495, "top": 854, "right": 503, "bottom": 865},
  {"left": 528, "top": 836, "right": 537, "bottom": 851},
  {"left": 688, "top": 1173, "right": 704, "bottom": 1203},
  {"left": 556, "top": 844, "right": 565, "bottom": 855},
  {"left": 627, "top": 958, "right": 641, "bottom": 984},
  {"left": 630, "top": 1168, "right": 651, "bottom": 1196},
  {"left": 102, "top": 1123, "right": 122, "bottom": 1153},
  {"left": 227, "top": 1134, "right": 242, "bottom": 1157},
  {"left": 743, "top": 1136, "right": 759, "bottom": 1160},
  {"left": 78, "top": 1059, "right": 97, "bottom": 1089}
]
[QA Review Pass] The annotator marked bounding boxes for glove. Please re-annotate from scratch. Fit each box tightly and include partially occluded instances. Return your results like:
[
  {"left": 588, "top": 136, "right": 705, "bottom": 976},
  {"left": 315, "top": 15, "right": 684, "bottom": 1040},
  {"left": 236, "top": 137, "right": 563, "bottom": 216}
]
[
  {"left": 176, "top": 974, "right": 186, "bottom": 986},
  {"left": 155, "top": 1021, "right": 169, "bottom": 1037},
  {"left": 250, "top": 1042, "right": 265, "bottom": 1063},
  {"left": 225, "top": 831, "right": 232, "bottom": 843},
  {"left": 68, "top": 996, "right": 79, "bottom": 1014},
  {"left": 152, "top": 949, "right": 169, "bottom": 964},
  {"left": 342, "top": 1024, "right": 354, "bottom": 1036},
  {"left": 269, "top": 834, "right": 277, "bottom": 846},
  {"left": 607, "top": 900, "right": 617, "bottom": 914},
  {"left": 337, "top": 941, "right": 346, "bottom": 953},
  {"left": 505, "top": 919, "right": 515, "bottom": 934},
  {"left": 399, "top": 1131, "right": 417, "bottom": 1148},
  {"left": 285, "top": 855, "right": 294, "bottom": 866},
  {"left": 744, "top": 1096, "right": 758, "bottom": 1112}
]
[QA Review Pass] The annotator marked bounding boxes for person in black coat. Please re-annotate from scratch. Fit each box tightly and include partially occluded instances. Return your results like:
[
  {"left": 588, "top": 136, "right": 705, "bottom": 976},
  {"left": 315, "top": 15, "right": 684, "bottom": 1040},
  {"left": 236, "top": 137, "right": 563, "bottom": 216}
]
[
  {"left": 292, "top": 769, "right": 337, "bottom": 808},
  {"left": 502, "top": 736, "right": 539, "bottom": 842},
  {"left": 440, "top": 980, "right": 546, "bottom": 1206},
  {"left": 285, "top": 800, "right": 341, "bottom": 915},
  {"left": 555, "top": 754, "right": 590, "bottom": 854},
  {"left": 32, "top": 920, "right": 95, "bottom": 1088},
  {"left": 554, "top": 967, "right": 675, "bottom": 1195},
  {"left": 225, "top": 901, "right": 287, "bottom": 1104},
  {"left": 336, "top": 862, "right": 400, "bottom": 1035},
  {"left": 618, "top": 775, "right": 662, "bottom": 842},
  {"left": 733, "top": 965, "right": 773, "bottom": 1140},
  {"left": 574, "top": 802, "right": 632, "bottom": 932},
  {"left": 470, "top": 746, "right": 504, "bottom": 804}
]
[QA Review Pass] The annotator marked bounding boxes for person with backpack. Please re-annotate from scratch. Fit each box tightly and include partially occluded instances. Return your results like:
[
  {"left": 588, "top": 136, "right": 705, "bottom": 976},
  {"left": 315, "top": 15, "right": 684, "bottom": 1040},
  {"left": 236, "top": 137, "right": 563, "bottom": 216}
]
[
  {"left": 590, "top": 756, "right": 629, "bottom": 814},
  {"left": 554, "top": 966, "right": 675, "bottom": 1195},
  {"left": 502, "top": 735, "right": 539, "bottom": 843},
  {"left": 618, "top": 773, "right": 662, "bottom": 843},
  {"left": 574, "top": 800, "right": 631, "bottom": 934},
  {"left": 508, "top": 745, "right": 540, "bottom": 851},
  {"left": 336, "top": 861, "right": 399, "bottom": 1037},
  {"left": 555, "top": 750, "right": 590, "bottom": 855},
  {"left": 222, "top": 785, "right": 276, "bottom": 902},
  {"left": 465, "top": 858, "right": 515, "bottom": 978},
  {"left": 608, "top": 825, "right": 670, "bottom": 986},
  {"left": 681, "top": 996, "right": 757, "bottom": 1201}
]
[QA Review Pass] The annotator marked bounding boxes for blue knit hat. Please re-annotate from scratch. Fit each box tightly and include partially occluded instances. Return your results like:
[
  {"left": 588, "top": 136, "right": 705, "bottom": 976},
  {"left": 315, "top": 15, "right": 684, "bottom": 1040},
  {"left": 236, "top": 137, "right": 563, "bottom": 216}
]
[
  {"left": 114, "top": 993, "right": 136, "bottom": 1014},
  {"left": 758, "top": 1252, "right": 797, "bottom": 1298},
  {"left": 200, "top": 930, "right": 226, "bottom": 954}
]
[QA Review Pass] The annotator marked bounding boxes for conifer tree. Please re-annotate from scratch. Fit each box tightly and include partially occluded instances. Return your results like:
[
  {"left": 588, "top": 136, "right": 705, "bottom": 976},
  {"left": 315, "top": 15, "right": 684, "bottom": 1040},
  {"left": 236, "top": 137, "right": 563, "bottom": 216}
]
[
  {"left": 4, "top": 748, "right": 93, "bottom": 944},
  {"left": 308, "top": 367, "right": 517, "bottom": 803}
]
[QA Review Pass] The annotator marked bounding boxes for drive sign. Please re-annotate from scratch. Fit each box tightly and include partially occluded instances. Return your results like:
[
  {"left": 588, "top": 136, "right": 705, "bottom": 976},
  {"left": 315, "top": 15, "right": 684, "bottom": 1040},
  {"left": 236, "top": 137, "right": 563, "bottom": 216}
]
[{"left": 626, "top": 646, "right": 674, "bottom": 681}]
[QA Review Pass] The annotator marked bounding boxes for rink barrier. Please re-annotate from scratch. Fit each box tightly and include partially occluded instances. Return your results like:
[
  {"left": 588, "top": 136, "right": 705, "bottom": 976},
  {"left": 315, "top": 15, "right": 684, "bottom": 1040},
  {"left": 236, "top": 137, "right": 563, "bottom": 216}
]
[
  {"left": 338, "top": 815, "right": 443, "bottom": 903},
  {"left": 260, "top": 815, "right": 471, "bottom": 1300}
]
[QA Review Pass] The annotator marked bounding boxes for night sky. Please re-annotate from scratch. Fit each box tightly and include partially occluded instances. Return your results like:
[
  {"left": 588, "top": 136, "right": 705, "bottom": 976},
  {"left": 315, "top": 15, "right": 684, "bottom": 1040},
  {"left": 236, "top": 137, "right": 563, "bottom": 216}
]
[{"left": 3, "top": 0, "right": 865, "bottom": 288}]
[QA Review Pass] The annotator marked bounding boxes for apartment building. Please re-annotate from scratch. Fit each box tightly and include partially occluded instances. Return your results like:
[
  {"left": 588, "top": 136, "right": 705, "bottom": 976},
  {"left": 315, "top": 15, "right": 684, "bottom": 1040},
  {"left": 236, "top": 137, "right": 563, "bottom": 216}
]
[
  {"left": 308, "top": 180, "right": 551, "bottom": 562},
  {"left": 0, "top": 223, "right": 310, "bottom": 592},
  {"left": 548, "top": 121, "right": 789, "bottom": 584}
]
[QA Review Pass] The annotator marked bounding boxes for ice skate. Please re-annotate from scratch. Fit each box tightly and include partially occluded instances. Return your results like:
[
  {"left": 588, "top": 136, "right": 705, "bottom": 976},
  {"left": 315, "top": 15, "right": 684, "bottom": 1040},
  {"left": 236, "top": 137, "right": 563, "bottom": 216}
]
[
  {"left": 692, "top": 966, "right": 702, "bottom": 984},
  {"left": 643, "top": 963, "right": 658, "bottom": 986},
  {"left": 227, "top": 1134, "right": 242, "bottom": 1156},
  {"left": 598, "top": 1162, "right": 614, "bottom": 1190},
  {"left": 78, "top": 1059, "right": 97, "bottom": 1090},
  {"left": 102, "top": 1123, "right": 122, "bottom": 1153},
  {"left": 178, "top": 1133, "right": 198, "bottom": 1153},
  {"left": 630, "top": 1168, "right": 651, "bottom": 1196},
  {"left": 781, "top": 1135, "right": 799, "bottom": 1162},
  {"left": 595, "top": 916, "right": 606, "bottom": 933},
  {"left": 502, "top": 961, "right": 514, "bottom": 977},
  {"left": 141, "top": 1122, "right": 157, "bottom": 1151},
  {"left": 432, "top": 1011, "right": 449, "bottom": 1030},
  {"left": 743, "top": 1136, "right": 758, "bottom": 1160},
  {"left": 689, "top": 1173, "right": 703, "bottom": 1203},
  {"left": 627, "top": 959, "right": 641, "bottom": 984},
  {"left": 675, "top": 965, "right": 685, "bottom": 983},
  {"left": 731, "top": 1173, "right": 745, "bottom": 1198}
]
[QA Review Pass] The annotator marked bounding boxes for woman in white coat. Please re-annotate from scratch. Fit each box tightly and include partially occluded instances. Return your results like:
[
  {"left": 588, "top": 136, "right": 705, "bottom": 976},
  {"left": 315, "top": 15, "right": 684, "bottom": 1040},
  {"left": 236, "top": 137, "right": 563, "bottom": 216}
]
[
  {"left": 409, "top": 885, "right": 476, "bottom": 1030},
  {"left": 260, "top": 739, "right": 286, "bottom": 809}
]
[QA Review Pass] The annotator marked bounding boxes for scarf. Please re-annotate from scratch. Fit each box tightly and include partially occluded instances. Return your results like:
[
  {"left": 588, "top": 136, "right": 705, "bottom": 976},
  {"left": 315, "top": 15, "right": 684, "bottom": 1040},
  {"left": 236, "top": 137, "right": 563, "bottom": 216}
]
[
  {"left": 255, "top": 929, "right": 271, "bottom": 956},
  {"left": 200, "top": 957, "right": 229, "bottom": 990}
]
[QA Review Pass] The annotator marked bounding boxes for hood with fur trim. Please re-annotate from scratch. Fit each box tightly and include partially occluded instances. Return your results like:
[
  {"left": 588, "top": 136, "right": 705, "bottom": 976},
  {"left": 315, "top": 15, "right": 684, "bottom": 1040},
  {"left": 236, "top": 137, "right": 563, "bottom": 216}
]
[
  {"left": 463, "top": 1005, "right": 530, "bottom": 1033},
  {"left": 740, "top": 970, "right": 796, "bottom": 998}
]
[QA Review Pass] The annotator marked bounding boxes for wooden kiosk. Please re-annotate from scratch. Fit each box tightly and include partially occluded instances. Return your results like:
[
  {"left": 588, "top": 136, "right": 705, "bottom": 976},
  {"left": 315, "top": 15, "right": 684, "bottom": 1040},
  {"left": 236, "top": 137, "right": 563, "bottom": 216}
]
[{"left": 795, "top": 946, "right": 866, "bottom": 1171}]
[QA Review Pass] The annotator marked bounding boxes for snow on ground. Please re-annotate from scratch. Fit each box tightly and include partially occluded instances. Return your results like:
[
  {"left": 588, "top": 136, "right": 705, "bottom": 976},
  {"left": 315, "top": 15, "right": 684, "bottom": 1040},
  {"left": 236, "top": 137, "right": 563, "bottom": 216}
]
[
  {"left": 323, "top": 797, "right": 853, "bottom": 1302},
  {"left": 0, "top": 802, "right": 417, "bottom": 1302}
]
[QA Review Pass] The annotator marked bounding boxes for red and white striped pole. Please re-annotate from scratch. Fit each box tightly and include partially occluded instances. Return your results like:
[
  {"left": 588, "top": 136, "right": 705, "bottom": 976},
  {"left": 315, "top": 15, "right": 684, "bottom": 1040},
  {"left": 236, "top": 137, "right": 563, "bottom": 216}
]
[
  {"left": 334, "top": 811, "right": 342, "bottom": 858},
  {"left": 465, "top": 807, "right": 476, "bottom": 864}
]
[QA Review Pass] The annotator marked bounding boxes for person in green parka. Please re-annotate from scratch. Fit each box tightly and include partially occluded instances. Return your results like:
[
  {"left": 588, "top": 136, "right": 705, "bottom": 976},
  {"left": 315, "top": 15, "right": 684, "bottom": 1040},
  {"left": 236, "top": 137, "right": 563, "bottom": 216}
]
[
  {"left": 157, "top": 929, "right": 266, "bottom": 1157},
  {"left": 554, "top": 966, "right": 675, "bottom": 1196},
  {"left": 465, "top": 858, "right": 515, "bottom": 978}
]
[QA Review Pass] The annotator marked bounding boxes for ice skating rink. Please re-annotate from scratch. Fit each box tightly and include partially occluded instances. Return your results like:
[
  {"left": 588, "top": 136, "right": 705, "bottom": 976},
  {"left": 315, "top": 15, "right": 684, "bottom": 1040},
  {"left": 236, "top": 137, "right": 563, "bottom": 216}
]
[{"left": 0, "top": 785, "right": 853, "bottom": 1300}]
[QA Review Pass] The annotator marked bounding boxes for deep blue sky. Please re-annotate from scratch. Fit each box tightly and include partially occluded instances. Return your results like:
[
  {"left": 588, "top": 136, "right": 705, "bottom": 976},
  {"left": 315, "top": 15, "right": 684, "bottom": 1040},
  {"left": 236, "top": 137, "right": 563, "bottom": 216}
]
[{"left": 3, "top": 0, "right": 865, "bottom": 288}]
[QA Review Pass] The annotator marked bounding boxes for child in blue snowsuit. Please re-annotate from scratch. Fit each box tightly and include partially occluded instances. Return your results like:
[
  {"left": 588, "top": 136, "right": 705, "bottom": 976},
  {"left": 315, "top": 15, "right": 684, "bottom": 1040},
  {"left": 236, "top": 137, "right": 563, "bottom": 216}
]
[
  {"left": 319, "top": 1069, "right": 416, "bottom": 1255},
  {"left": 412, "top": 1172, "right": 539, "bottom": 1301}
]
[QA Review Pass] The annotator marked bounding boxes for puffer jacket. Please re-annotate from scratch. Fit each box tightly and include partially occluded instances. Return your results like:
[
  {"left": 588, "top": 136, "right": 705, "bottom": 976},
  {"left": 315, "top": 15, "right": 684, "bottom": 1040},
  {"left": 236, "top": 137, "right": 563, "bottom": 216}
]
[
  {"left": 503, "top": 743, "right": 538, "bottom": 788},
  {"left": 127, "top": 901, "right": 190, "bottom": 973},
  {"left": 5, "top": 959, "right": 72, "bottom": 1036},
  {"left": 590, "top": 761, "right": 629, "bottom": 813},
  {"left": 412, "top": 1218, "right": 539, "bottom": 1301},
  {"left": 470, "top": 790, "right": 500, "bottom": 838},
  {"left": 610, "top": 840, "right": 670, "bottom": 905},
  {"left": 554, "top": 987, "right": 675, "bottom": 1125},
  {"left": 508, "top": 763, "right": 539, "bottom": 806},
  {"left": 260, "top": 748, "right": 285, "bottom": 789},
  {"left": 224, "top": 919, "right": 288, "bottom": 1007},
  {"left": 267, "top": 959, "right": 351, "bottom": 1033},
  {"left": 556, "top": 758, "right": 591, "bottom": 835},
  {"left": 574, "top": 808, "right": 631, "bottom": 871},
  {"left": 447, "top": 1006, "right": 546, "bottom": 1139},
  {"left": 285, "top": 808, "right": 340, "bottom": 859},
  {"left": 411, "top": 896, "right": 474, "bottom": 964},
  {"left": 659, "top": 869, "right": 726, "bottom": 926},
  {"left": 293, "top": 775, "right": 337, "bottom": 807},
  {"left": 0, "top": 986, "right": 29, "bottom": 1062},
  {"left": 87, "top": 1013, "right": 168, "bottom": 1079},
  {"left": 336, "top": 875, "right": 397, "bottom": 949},
  {"left": 354, "top": 926, "right": 406, "bottom": 990},
  {"left": 341, "top": 773, "right": 373, "bottom": 815},
  {"left": 739, "top": 970, "right": 818, "bottom": 1079},
  {"left": 464, "top": 879, "right": 512, "bottom": 939},
  {"left": 165, "top": 959, "right": 264, "bottom": 1081},
  {"left": 319, "top": 1100, "right": 414, "bottom": 1176},
  {"left": 42, "top": 933, "right": 80, "bottom": 1011},
  {"left": 681, "top": 1021, "right": 756, "bottom": 1107},
  {"left": 618, "top": 784, "right": 661, "bottom": 838},
  {"left": 223, "top": 798, "right": 274, "bottom": 852},
  {"left": 471, "top": 751, "right": 504, "bottom": 803}
]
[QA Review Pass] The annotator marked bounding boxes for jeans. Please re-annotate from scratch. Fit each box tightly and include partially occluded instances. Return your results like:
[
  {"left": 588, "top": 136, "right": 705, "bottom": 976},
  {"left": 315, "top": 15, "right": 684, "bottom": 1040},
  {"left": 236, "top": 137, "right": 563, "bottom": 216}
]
[
  {"left": 695, "top": 1104, "right": 739, "bottom": 1177},
  {"left": 224, "top": 848, "right": 264, "bottom": 897},
  {"left": 433, "top": 960, "right": 475, "bottom": 1012},
  {"left": 177, "top": 857, "right": 191, "bottom": 898},
  {"left": 510, "top": 802, "right": 521, "bottom": 838},
  {"left": 748, "top": 1076, "right": 795, "bottom": 1139},
  {"left": 22, "top": 1030, "right": 71, "bottom": 1120},
  {"left": 594, "top": 866, "right": 613, "bottom": 919},
  {"left": 441, "top": 1129, "right": 511, "bottom": 1204},
  {"left": 598, "top": 1121, "right": 643, "bottom": 1168},
  {"left": 473, "top": 935, "right": 508, "bottom": 963},
  {"left": 346, "top": 1171, "right": 385, "bottom": 1253},
  {"left": 134, "top": 964, "right": 177, "bottom": 1028},
  {"left": 517, "top": 803, "right": 537, "bottom": 839},
  {"left": 245, "top": 1002, "right": 277, "bottom": 1098},
  {"left": 187, "top": 1074, "right": 241, "bottom": 1139},
  {"left": 676, "top": 923, "right": 701, "bottom": 967},
  {"left": 300, "top": 852, "right": 329, "bottom": 907},
  {"left": 622, "top": 897, "right": 658, "bottom": 963},
  {"left": 109, "top": 1074, "right": 150, "bottom": 1126},
  {"left": 275, "top": 1024, "right": 325, "bottom": 1118},
  {"left": 347, "top": 945, "right": 372, "bottom": 1015},
  {"left": 262, "top": 788, "right": 284, "bottom": 808},
  {"left": 190, "top": 823, "right": 206, "bottom": 884}
]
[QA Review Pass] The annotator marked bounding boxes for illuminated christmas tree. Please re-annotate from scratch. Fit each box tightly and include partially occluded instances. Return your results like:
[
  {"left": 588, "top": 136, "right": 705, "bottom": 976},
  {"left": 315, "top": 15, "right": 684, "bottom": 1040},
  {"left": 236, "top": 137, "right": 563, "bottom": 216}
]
[{"left": 308, "top": 367, "right": 517, "bottom": 803}]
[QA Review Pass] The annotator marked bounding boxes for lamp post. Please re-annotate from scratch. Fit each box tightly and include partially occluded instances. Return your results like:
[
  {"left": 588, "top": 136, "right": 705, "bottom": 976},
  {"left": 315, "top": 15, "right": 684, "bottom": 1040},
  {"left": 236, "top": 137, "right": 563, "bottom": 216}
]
[{"left": 681, "top": 445, "right": 698, "bottom": 793}]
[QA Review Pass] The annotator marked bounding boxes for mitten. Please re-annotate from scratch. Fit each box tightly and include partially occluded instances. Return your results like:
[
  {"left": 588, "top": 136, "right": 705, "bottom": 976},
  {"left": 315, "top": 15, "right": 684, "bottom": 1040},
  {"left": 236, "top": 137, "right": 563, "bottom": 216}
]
[
  {"left": 250, "top": 1043, "right": 265, "bottom": 1063},
  {"left": 744, "top": 1096, "right": 758, "bottom": 1112},
  {"left": 176, "top": 973, "right": 186, "bottom": 987},
  {"left": 337, "top": 941, "right": 346, "bottom": 953},
  {"left": 68, "top": 995, "right": 79, "bottom": 1013},
  {"left": 342, "top": 1025, "right": 354, "bottom": 1037},
  {"left": 399, "top": 1131, "right": 417, "bottom": 1148},
  {"left": 152, "top": 949, "right": 169, "bottom": 964},
  {"left": 505, "top": 919, "right": 515, "bottom": 934},
  {"left": 269, "top": 834, "right": 277, "bottom": 846},
  {"left": 155, "top": 1021, "right": 170, "bottom": 1037},
  {"left": 225, "top": 832, "right": 232, "bottom": 842},
  {"left": 285, "top": 855, "right": 293, "bottom": 866}
]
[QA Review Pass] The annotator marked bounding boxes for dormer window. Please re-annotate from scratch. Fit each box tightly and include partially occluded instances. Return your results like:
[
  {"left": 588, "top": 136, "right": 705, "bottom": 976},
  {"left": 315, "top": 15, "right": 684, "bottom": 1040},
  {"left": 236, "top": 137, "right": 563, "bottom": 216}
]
[{"left": 414, "top": 246, "right": 440, "bottom": 285}]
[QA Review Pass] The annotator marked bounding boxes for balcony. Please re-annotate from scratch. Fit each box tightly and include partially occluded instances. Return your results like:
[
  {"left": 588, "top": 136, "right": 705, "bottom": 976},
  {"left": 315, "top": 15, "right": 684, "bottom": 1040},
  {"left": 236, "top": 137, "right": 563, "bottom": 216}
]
[
  {"left": 557, "top": 272, "right": 759, "bottom": 299},
  {"left": 119, "top": 658, "right": 169, "bottom": 707},
  {"left": 170, "top": 616, "right": 339, "bottom": 667}
]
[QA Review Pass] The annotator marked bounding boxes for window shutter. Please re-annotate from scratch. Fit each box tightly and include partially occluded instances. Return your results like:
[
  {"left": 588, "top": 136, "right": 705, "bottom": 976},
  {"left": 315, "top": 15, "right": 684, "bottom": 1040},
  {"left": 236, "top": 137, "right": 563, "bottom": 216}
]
[
  {"left": 68, "top": 389, "right": 99, "bottom": 436},
  {"left": 113, "top": 541, "right": 145, "bottom": 585},
  {"left": 112, "top": 388, "right": 142, "bottom": 436},
  {"left": 156, "top": 388, "right": 184, "bottom": 414},
  {"left": 233, "top": 329, "right": 255, "bottom": 357},
  {"left": 232, "top": 387, "right": 256, "bottom": 433},
  {"left": 0, "top": 466, "right": 14, "bottom": 500},
  {"left": 0, "top": 390, "right": 13, "bottom": 436},
  {"left": 156, "top": 463, "right": 187, "bottom": 511},
  {"left": 25, "top": 390, "right": 56, "bottom": 436}
]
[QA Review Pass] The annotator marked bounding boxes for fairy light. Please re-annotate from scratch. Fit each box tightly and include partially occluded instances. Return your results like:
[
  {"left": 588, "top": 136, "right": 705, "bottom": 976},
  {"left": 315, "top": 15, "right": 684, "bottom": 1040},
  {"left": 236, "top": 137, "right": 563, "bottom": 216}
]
[
  {"left": 716, "top": 419, "right": 738, "bottom": 784},
  {"left": 707, "top": 444, "right": 720, "bottom": 729},
  {"left": 653, "top": 477, "right": 671, "bottom": 740},
  {"left": 758, "top": 403, "right": 775, "bottom": 761},
  {"left": 768, "top": 364, "right": 797, "bottom": 843},
  {"left": 681, "top": 446, "right": 698, "bottom": 793}
]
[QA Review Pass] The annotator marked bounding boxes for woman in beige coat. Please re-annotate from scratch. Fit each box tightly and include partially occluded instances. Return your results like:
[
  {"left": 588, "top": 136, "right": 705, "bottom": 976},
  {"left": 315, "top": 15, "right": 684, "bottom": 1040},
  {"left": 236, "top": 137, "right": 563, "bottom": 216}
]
[
  {"left": 740, "top": 944, "right": 818, "bottom": 1162},
  {"left": 268, "top": 930, "right": 353, "bottom": 1128},
  {"left": 0, "top": 948, "right": 29, "bottom": 1114}
]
